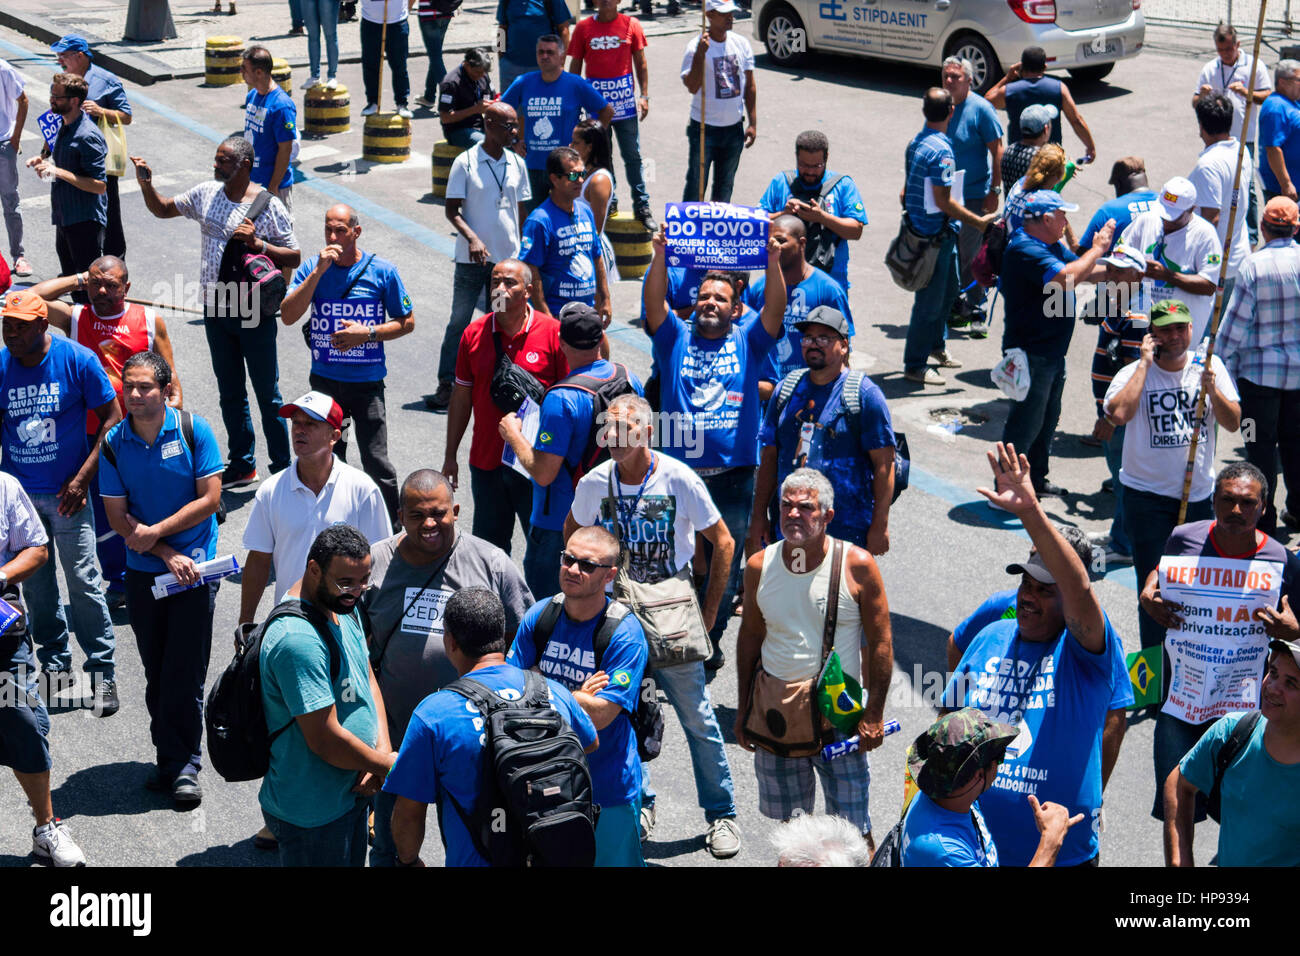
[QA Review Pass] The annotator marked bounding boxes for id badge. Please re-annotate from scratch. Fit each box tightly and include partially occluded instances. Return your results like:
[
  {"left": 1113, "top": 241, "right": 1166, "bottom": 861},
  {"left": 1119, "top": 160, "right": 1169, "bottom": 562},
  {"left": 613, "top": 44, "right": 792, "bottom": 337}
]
[
  {"left": 796, "top": 421, "right": 815, "bottom": 462},
  {"left": 497, "top": 193, "right": 510, "bottom": 210}
]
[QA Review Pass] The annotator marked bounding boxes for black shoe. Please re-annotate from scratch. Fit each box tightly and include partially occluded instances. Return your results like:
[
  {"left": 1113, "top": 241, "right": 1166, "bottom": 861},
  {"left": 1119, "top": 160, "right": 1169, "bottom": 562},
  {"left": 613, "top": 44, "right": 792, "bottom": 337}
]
[
  {"left": 254, "top": 826, "right": 279, "bottom": 851},
  {"left": 1035, "top": 480, "right": 1067, "bottom": 498},
  {"left": 635, "top": 206, "right": 658, "bottom": 232},
  {"left": 666, "top": 0, "right": 680, "bottom": 13},
  {"left": 172, "top": 774, "right": 203, "bottom": 806},
  {"left": 423, "top": 382, "right": 453, "bottom": 411},
  {"left": 703, "top": 647, "right": 725, "bottom": 672},
  {"left": 1281, "top": 509, "right": 1300, "bottom": 530},
  {"left": 104, "top": 588, "right": 127, "bottom": 611},
  {"left": 1101, "top": 477, "right": 1114, "bottom": 494},
  {"left": 91, "top": 678, "right": 119, "bottom": 718}
]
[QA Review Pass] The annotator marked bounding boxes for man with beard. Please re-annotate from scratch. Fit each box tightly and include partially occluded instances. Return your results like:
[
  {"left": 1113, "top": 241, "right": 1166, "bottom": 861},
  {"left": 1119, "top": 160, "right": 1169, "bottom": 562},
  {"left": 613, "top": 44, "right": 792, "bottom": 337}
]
[
  {"left": 749, "top": 306, "right": 895, "bottom": 557},
  {"left": 259, "top": 523, "right": 396, "bottom": 867},
  {"left": 642, "top": 226, "right": 785, "bottom": 669}
]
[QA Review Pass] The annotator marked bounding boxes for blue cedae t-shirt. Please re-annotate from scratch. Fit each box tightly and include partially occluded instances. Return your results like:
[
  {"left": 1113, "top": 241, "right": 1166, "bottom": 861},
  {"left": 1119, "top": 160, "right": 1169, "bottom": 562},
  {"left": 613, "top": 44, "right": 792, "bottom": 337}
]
[
  {"left": 244, "top": 86, "right": 297, "bottom": 191},
  {"left": 500, "top": 71, "right": 609, "bottom": 170},
  {"left": 745, "top": 269, "right": 853, "bottom": 384},
  {"left": 520, "top": 199, "right": 603, "bottom": 315}
]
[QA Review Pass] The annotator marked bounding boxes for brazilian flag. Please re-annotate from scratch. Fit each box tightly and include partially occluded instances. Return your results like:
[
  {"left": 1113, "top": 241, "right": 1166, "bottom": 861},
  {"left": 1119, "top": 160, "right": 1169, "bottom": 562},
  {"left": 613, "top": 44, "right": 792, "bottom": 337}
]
[
  {"left": 816, "top": 649, "right": 865, "bottom": 734},
  {"left": 1126, "top": 646, "right": 1163, "bottom": 709}
]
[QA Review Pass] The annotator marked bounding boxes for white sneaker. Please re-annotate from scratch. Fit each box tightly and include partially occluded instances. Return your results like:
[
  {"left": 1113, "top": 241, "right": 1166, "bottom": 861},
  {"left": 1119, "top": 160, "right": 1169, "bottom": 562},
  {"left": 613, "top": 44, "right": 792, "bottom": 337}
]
[
  {"left": 306, "top": 75, "right": 321, "bottom": 89},
  {"left": 903, "top": 368, "right": 945, "bottom": 386},
  {"left": 706, "top": 818, "right": 741, "bottom": 859},
  {"left": 396, "top": 105, "right": 413, "bottom": 119},
  {"left": 639, "top": 803, "right": 656, "bottom": 842},
  {"left": 929, "top": 349, "right": 963, "bottom": 369},
  {"left": 361, "top": 103, "right": 378, "bottom": 117},
  {"left": 325, "top": 78, "right": 339, "bottom": 90},
  {"left": 12, "top": 256, "right": 32, "bottom": 277},
  {"left": 32, "top": 818, "right": 86, "bottom": 867}
]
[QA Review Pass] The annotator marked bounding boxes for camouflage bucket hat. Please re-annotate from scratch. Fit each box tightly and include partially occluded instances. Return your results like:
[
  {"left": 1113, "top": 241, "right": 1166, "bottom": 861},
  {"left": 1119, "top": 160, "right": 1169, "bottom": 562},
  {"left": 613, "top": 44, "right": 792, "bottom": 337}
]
[{"left": 907, "top": 708, "right": 1019, "bottom": 799}]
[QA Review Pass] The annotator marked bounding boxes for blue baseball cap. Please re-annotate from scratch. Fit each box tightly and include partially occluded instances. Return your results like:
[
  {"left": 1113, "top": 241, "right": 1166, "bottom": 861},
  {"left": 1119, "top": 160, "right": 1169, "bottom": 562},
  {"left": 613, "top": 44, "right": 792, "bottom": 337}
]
[
  {"left": 1022, "top": 190, "right": 1078, "bottom": 219},
  {"left": 50, "top": 35, "right": 92, "bottom": 57}
]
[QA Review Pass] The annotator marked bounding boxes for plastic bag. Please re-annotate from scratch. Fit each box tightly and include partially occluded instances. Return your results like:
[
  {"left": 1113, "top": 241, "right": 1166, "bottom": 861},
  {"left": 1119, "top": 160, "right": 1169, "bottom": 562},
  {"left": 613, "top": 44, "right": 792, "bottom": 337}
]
[
  {"left": 991, "top": 348, "right": 1031, "bottom": 402},
  {"left": 97, "top": 113, "right": 127, "bottom": 178}
]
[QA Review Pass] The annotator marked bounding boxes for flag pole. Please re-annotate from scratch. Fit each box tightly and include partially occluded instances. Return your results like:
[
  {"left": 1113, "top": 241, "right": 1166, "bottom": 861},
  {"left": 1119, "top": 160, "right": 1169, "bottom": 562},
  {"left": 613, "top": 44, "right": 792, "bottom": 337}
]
[
  {"left": 1177, "top": 0, "right": 1268, "bottom": 524},
  {"left": 377, "top": 0, "right": 389, "bottom": 112},
  {"left": 698, "top": 7, "right": 707, "bottom": 202}
]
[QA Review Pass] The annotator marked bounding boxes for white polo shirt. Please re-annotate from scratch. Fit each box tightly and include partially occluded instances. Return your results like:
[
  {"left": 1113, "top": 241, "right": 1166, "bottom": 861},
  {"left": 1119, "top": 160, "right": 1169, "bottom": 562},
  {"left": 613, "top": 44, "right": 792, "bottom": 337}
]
[
  {"left": 445, "top": 144, "right": 531, "bottom": 264},
  {"left": 242, "top": 458, "right": 392, "bottom": 601}
]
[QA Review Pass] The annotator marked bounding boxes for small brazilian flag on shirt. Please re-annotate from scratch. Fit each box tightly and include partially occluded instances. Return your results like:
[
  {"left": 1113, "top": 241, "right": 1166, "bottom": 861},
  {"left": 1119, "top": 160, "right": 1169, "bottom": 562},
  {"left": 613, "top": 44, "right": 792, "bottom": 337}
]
[
  {"left": 1126, "top": 646, "right": 1162, "bottom": 709},
  {"left": 816, "top": 649, "right": 864, "bottom": 734}
]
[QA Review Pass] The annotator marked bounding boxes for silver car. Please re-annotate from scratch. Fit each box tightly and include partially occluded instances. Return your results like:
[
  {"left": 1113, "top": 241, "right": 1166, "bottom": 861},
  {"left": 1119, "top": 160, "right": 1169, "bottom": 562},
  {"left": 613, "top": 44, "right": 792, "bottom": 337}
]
[{"left": 753, "top": 0, "right": 1145, "bottom": 91}]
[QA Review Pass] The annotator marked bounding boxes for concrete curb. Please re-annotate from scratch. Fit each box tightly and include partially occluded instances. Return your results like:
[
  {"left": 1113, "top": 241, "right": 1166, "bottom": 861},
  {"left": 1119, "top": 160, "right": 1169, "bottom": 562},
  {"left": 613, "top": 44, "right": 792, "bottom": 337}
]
[{"left": 0, "top": 8, "right": 181, "bottom": 85}]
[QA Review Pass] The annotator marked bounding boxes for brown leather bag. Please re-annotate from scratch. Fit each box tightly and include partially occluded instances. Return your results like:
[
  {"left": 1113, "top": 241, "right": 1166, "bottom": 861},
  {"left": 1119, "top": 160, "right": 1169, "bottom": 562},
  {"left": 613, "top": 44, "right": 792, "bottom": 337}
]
[{"left": 742, "top": 539, "right": 844, "bottom": 758}]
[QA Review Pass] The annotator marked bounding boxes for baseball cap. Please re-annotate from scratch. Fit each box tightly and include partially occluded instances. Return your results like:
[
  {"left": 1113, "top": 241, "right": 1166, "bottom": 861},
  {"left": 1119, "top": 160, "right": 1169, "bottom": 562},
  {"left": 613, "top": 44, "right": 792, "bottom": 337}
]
[
  {"left": 1108, "top": 156, "right": 1146, "bottom": 186},
  {"left": 1007, "top": 551, "right": 1055, "bottom": 585},
  {"left": 279, "top": 391, "right": 344, "bottom": 429},
  {"left": 1150, "top": 298, "right": 1193, "bottom": 327},
  {"left": 1, "top": 290, "right": 49, "bottom": 322},
  {"left": 909, "top": 708, "right": 1019, "bottom": 800},
  {"left": 1022, "top": 190, "right": 1079, "bottom": 219},
  {"left": 1270, "top": 637, "right": 1300, "bottom": 670},
  {"left": 1157, "top": 177, "right": 1197, "bottom": 221},
  {"left": 50, "top": 35, "right": 92, "bottom": 57},
  {"left": 1262, "top": 195, "right": 1300, "bottom": 228},
  {"left": 706, "top": 0, "right": 740, "bottom": 11},
  {"left": 794, "top": 305, "right": 850, "bottom": 339},
  {"left": 1018, "top": 103, "right": 1058, "bottom": 136},
  {"left": 1100, "top": 242, "right": 1145, "bottom": 272},
  {"left": 558, "top": 301, "right": 604, "bottom": 349}
]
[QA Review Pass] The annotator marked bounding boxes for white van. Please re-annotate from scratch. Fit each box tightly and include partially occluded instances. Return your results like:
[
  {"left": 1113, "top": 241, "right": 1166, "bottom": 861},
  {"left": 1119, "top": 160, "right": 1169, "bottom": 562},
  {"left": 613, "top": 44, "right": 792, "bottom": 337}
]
[{"left": 752, "top": 0, "right": 1145, "bottom": 91}]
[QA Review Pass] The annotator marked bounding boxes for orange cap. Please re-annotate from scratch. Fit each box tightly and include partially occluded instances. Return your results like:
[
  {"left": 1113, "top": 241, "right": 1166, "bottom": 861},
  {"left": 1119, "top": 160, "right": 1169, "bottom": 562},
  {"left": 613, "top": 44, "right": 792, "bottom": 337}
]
[
  {"left": 0, "top": 289, "right": 48, "bottom": 322},
  {"left": 1263, "top": 196, "right": 1300, "bottom": 228}
]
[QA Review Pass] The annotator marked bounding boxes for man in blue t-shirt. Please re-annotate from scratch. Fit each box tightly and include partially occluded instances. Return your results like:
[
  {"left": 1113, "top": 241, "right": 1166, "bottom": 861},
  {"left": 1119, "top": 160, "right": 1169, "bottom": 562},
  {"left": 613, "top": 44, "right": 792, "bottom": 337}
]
[
  {"left": 944, "top": 442, "right": 1129, "bottom": 867},
  {"left": 98, "top": 352, "right": 224, "bottom": 805},
  {"left": 500, "top": 303, "right": 641, "bottom": 599},
  {"left": 1258, "top": 62, "right": 1300, "bottom": 201},
  {"left": 259, "top": 525, "right": 395, "bottom": 867},
  {"left": 241, "top": 46, "right": 298, "bottom": 207},
  {"left": 0, "top": 290, "right": 121, "bottom": 714},
  {"left": 386, "top": 586, "right": 596, "bottom": 867},
  {"left": 999, "top": 191, "right": 1115, "bottom": 497},
  {"left": 501, "top": 35, "right": 612, "bottom": 214},
  {"left": 520, "top": 147, "right": 610, "bottom": 321},
  {"left": 496, "top": 0, "right": 575, "bottom": 93},
  {"left": 507, "top": 525, "right": 647, "bottom": 866},
  {"left": 642, "top": 225, "right": 785, "bottom": 666},
  {"left": 752, "top": 307, "right": 894, "bottom": 556},
  {"left": 758, "top": 130, "right": 867, "bottom": 291},
  {"left": 282, "top": 203, "right": 414, "bottom": 523},
  {"left": 743, "top": 215, "right": 851, "bottom": 396},
  {"left": 901, "top": 708, "right": 1082, "bottom": 867}
]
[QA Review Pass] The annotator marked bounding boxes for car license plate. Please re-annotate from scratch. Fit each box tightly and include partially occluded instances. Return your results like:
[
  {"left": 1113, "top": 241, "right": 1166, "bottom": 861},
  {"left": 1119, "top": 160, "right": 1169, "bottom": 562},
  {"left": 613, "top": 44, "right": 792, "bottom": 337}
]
[{"left": 1080, "top": 37, "right": 1119, "bottom": 59}]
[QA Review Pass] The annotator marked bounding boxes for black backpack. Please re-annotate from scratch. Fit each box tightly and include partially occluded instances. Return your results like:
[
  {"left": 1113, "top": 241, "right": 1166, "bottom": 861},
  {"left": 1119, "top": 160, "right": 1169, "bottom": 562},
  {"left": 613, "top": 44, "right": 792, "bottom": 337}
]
[
  {"left": 205, "top": 599, "right": 342, "bottom": 783},
  {"left": 543, "top": 361, "right": 636, "bottom": 497},
  {"left": 101, "top": 409, "right": 226, "bottom": 525},
  {"left": 783, "top": 171, "right": 848, "bottom": 275},
  {"left": 442, "top": 669, "right": 598, "bottom": 867},
  {"left": 210, "top": 189, "right": 287, "bottom": 324},
  {"left": 971, "top": 216, "right": 1010, "bottom": 288},
  {"left": 1207, "top": 710, "right": 1263, "bottom": 823},
  {"left": 536, "top": 595, "right": 664, "bottom": 763},
  {"left": 490, "top": 329, "right": 546, "bottom": 414}
]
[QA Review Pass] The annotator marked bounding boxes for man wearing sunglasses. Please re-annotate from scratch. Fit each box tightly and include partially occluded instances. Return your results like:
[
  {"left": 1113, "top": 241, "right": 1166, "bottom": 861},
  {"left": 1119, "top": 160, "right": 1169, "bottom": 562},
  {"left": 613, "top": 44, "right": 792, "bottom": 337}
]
[{"left": 508, "top": 525, "right": 649, "bottom": 865}]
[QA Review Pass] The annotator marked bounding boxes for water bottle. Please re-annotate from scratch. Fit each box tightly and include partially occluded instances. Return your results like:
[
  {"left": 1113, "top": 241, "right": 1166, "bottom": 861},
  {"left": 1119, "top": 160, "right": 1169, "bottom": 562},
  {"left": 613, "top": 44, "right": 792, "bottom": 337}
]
[{"left": 820, "top": 719, "right": 901, "bottom": 761}]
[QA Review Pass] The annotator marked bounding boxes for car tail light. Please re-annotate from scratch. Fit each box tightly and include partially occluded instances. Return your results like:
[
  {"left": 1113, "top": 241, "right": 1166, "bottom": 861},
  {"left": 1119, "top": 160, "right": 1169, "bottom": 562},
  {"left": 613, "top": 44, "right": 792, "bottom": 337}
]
[
  {"left": 1132, "top": 0, "right": 1141, "bottom": 8},
  {"left": 1008, "top": 0, "right": 1057, "bottom": 23}
]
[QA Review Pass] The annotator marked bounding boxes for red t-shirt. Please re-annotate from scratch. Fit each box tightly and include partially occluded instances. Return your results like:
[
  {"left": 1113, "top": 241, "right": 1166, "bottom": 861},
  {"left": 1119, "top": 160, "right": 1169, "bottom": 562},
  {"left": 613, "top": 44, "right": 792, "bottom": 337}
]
[
  {"left": 567, "top": 14, "right": 646, "bottom": 80},
  {"left": 455, "top": 308, "right": 569, "bottom": 470},
  {"left": 70, "top": 302, "right": 156, "bottom": 433}
]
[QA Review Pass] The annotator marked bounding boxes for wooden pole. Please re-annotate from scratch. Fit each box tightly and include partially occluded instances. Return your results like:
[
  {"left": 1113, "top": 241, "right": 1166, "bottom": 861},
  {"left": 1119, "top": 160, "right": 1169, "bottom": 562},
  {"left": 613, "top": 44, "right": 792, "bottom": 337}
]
[
  {"left": 377, "top": 0, "right": 390, "bottom": 111},
  {"left": 1177, "top": 0, "right": 1268, "bottom": 523},
  {"left": 124, "top": 295, "right": 206, "bottom": 316},
  {"left": 698, "top": 8, "right": 707, "bottom": 201}
]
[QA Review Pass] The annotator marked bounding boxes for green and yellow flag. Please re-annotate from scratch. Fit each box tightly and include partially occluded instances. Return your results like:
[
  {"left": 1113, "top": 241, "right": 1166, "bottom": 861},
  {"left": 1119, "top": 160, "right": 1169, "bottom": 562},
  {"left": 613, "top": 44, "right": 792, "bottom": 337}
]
[
  {"left": 816, "top": 649, "right": 865, "bottom": 734},
  {"left": 1126, "top": 646, "right": 1162, "bottom": 709}
]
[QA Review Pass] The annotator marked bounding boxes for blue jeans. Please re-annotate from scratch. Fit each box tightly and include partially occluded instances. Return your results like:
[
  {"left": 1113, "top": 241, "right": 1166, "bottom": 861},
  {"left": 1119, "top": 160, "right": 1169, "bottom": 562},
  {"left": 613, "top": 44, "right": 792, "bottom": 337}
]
[
  {"left": 641, "top": 660, "right": 736, "bottom": 821},
  {"left": 1122, "top": 486, "right": 1213, "bottom": 649},
  {"left": 611, "top": 117, "right": 650, "bottom": 211},
  {"left": 699, "top": 467, "right": 754, "bottom": 647},
  {"left": 1151, "top": 710, "right": 1213, "bottom": 822},
  {"left": 1000, "top": 352, "right": 1065, "bottom": 487},
  {"left": 89, "top": 468, "right": 126, "bottom": 593},
  {"left": 439, "top": 261, "right": 493, "bottom": 385},
  {"left": 369, "top": 788, "right": 398, "bottom": 867},
  {"left": 361, "top": 17, "right": 410, "bottom": 107},
  {"left": 1101, "top": 423, "right": 1131, "bottom": 555},
  {"left": 902, "top": 229, "right": 957, "bottom": 370},
  {"left": 203, "top": 312, "right": 291, "bottom": 475},
  {"left": 682, "top": 120, "right": 744, "bottom": 204},
  {"left": 956, "top": 211, "right": 988, "bottom": 310},
  {"left": 263, "top": 799, "right": 369, "bottom": 867},
  {"left": 418, "top": 16, "right": 452, "bottom": 101},
  {"left": 24, "top": 494, "right": 115, "bottom": 678},
  {"left": 301, "top": 0, "right": 340, "bottom": 80},
  {"left": 498, "top": 58, "right": 530, "bottom": 96},
  {"left": 470, "top": 465, "right": 533, "bottom": 556},
  {"left": 288, "top": 0, "right": 304, "bottom": 29},
  {"left": 444, "top": 127, "right": 485, "bottom": 149},
  {"left": 524, "top": 525, "right": 565, "bottom": 601}
]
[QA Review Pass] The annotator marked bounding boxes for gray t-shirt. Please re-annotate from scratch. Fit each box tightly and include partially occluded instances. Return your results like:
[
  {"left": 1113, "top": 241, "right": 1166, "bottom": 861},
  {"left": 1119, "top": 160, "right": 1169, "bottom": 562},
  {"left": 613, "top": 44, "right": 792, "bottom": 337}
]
[{"left": 366, "top": 531, "right": 533, "bottom": 740}]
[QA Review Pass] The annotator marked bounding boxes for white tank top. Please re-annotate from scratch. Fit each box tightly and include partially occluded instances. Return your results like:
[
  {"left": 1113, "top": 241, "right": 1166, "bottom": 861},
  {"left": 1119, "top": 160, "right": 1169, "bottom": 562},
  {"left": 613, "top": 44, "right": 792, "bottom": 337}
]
[{"left": 755, "top": 537, "right": 864, "bottom": 683}]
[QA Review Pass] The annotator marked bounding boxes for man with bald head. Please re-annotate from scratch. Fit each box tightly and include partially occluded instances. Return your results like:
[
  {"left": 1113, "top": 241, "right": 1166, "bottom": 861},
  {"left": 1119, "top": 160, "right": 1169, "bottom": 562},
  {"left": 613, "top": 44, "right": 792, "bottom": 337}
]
[
  {"left": 427, "top": 100, "right": 531, "bottom": 411},
  {"left": 281, "top": 204, "right": 415, "bottom": 523}
]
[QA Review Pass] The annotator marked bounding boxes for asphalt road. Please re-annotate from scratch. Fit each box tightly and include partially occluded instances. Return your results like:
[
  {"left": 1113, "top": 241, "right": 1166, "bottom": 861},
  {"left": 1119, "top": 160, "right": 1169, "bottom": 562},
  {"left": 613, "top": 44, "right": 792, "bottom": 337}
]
[{"left": 0, "top": 19, "right": 1257, "bottom": 867}]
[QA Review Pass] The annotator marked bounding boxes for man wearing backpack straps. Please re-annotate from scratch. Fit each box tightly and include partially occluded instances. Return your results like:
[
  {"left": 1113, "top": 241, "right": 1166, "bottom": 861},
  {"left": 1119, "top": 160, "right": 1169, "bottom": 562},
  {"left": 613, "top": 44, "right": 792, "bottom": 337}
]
[
  {"left": 750, "top": 307, "right": 896, "bottom": 558},
  {"left": 259, "top": 524, "right": 395, "bottom": 866},
  {"left": 1165, "top": 638, "right": 1300, "bottom": 866},
  {"left": 758, "top": 130, "right": 867, "bottom": 292},
  {"left": 508, "top": 525, "right": 649, "bottom": 865},
  {"left": 386, "top": 586, "right": 596, "bottom": 866},
  {"left": 500, "top": 302, "right": 641, "bottom": 599},
  {"left": 98, "top": 352, "right": 223, "bottom": 805}
]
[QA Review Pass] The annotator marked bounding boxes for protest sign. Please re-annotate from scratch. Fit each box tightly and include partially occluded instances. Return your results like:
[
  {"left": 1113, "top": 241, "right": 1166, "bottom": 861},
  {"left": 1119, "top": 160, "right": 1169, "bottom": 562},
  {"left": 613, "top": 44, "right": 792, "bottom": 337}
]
[
  {"left": 37, "top": 110, "right": 63, "bottom": 152},
  {"left": 663, "top": 202, "right": 769, "bottom": 271},
  {"left": 1157, "top": 554, "right": 1281, "bottom": 724}
]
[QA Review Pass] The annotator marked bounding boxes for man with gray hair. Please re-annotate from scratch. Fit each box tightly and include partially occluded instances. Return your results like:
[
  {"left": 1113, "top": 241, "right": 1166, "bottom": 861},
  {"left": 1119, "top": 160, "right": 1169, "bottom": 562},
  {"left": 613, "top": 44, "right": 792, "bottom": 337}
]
[
  {"left": 773, "top": 813, "right": 872, "bottom": 866},
  {"left": 941, "top": 56, "right": 1003, "bottom": 331},
  {"left": 736, "top": 467, "right": 893, "bottom": 850},
  {"left": 1259, "top": 58, "right": 1300, "bottom": 202}
]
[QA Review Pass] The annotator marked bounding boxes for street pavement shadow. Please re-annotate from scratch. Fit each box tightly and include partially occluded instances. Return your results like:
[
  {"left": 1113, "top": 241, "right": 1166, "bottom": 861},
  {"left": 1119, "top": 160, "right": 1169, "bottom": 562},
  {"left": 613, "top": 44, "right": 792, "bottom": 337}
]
[
  {"left": 714, "top": 703, "right": 737, "bottom": 745},
  {"left": 50, "top": 761, "right": 166, "bottom": 817},
  {"left": 945, "top": 500, "right": 1021, "bottom": 532},
  {"left": 888, "top": 613, "right": 950, "bottom": 697},
  {"left": 643, "top": 835, "right": 706, "bottom": 862},
  {"left": 0, "top": 852, "right": 38, "bottom": 867},
  {"left": 874, "top": 372, "right": 961, "bottom": 401},
  {"left": 178, "top": 839, "right": 275, "bottom": 867}
]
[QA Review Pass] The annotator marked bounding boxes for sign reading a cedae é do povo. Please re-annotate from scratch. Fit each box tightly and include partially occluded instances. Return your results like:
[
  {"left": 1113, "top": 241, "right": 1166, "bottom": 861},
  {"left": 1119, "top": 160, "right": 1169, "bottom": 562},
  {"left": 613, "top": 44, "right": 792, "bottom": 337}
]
[{"left": 663, "top": 202, "right": 769, "bottom": 271}]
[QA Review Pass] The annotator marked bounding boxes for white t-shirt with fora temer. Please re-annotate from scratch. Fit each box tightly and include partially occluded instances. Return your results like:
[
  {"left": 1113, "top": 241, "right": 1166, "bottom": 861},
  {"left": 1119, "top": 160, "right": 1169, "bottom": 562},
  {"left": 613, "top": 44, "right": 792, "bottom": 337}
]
[{"left": 1104, "top": 352, "right": 1238, "bottom": 502}]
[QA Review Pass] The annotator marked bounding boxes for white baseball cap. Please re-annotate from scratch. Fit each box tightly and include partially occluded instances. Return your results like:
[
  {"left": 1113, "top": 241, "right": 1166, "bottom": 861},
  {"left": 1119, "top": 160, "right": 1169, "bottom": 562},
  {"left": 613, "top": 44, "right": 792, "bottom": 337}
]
[
  {"left": 1157, "top": 177, "right": 1198, "bottom": 222},
  {"left": 706, "top": 0, "right": 740, "bottom": 12},
  {"left": 279, "top": 390, "right": 344, "bottom": 429},
  {"left": 1100, "top": 242, "right": 1146, "bottom": 272}
]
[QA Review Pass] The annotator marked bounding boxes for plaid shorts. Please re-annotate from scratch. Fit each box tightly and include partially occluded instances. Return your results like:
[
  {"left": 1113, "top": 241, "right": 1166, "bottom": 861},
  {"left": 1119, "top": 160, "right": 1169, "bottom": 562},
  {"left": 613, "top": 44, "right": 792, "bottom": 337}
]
[{"left": 754, "top": 746, "right": 871, "bottom": 834}]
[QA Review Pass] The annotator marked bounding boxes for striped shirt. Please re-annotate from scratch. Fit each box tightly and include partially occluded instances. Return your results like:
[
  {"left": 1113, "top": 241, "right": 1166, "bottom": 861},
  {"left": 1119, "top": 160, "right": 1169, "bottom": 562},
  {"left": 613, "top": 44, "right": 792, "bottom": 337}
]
[
  {"left": 1217, "top": 237, "right": 1300, "bottom": 390},
  {"left": 1090, "top": 316, "right": 1144, "bottom": 415},
  {"left": 904, "top": 128, "right": 956, "bottom": 237}
]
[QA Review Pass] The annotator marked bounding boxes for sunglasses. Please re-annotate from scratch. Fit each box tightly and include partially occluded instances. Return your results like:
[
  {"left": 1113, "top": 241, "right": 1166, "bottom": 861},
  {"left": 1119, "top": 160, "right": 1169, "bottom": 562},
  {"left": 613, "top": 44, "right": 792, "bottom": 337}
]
[
  {"left": 801, "top": 332, "right": 843, "bottom": 347},
  {"left": 560, "top": 551, "right": 615, "bottom": 574},
  {"left": 558, "top": 169, "right": 586, "bottom": 182}
]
